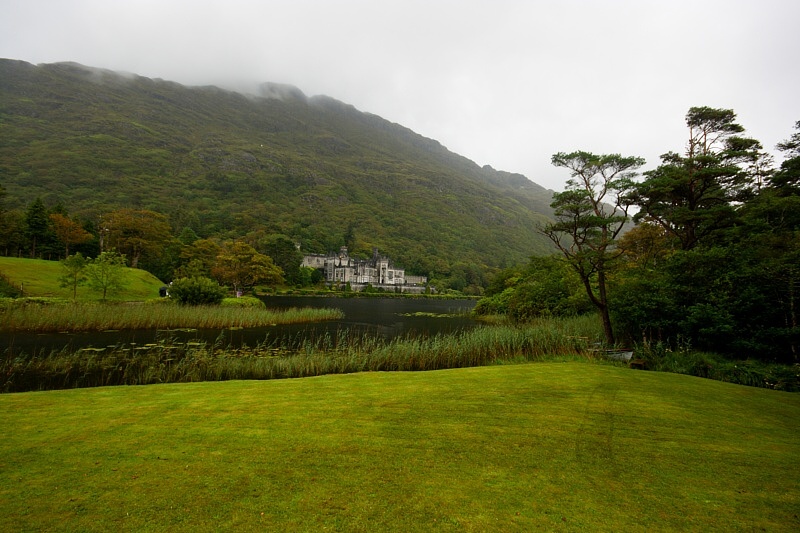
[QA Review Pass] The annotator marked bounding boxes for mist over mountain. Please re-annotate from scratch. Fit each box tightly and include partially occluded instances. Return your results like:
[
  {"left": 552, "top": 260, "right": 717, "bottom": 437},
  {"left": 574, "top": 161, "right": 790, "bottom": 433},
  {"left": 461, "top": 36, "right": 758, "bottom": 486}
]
[{"left": 0, "top": 59, "right": 556, "bottom": 276}]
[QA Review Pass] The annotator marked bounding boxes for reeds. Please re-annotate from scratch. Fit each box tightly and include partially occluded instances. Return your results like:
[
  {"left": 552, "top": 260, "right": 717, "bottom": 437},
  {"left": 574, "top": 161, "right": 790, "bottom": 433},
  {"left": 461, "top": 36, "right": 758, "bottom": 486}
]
[
  {"left": 2, "top": 316, "right": 606, "bottom": 392},
  {"left": 634, "top": 340, "right": 800, "bottom": 391},
  {"left": 0, "top": 301, "right": 344, "bottom": 332}
]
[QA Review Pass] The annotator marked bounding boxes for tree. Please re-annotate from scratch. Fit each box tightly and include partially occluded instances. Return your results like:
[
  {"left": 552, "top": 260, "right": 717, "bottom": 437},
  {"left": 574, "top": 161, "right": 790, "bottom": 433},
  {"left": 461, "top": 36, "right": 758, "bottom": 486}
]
[
  {"left": 616, "top": 220, "right": 674, "bottom": 271},
  {"left": 24, "top": 197, "right": 52, "bottom": 258},
  {"left": 0, "top": 185, "right": 25, "bottom": 256},
  {"left": 101, "top": 209, "right": 172, "bottom": 268},
  {"left": 540, "top": 151, "right": 644, "bottom": 345},
  {"left": 50, "top": 213, "right": 93, "bottom": 257},
  {"left": 611, "top": 118, "right": 798, "bottom": 360},
  {"left": 59, "top": 253, "right": 88, "bottom": 299},
  {"left": 176, "top": 238, "right": 221, "bottom": 279},
  {"left": 212, "top": 241, "right": 284, "bottom": 293},
  {"left": 730, "top": 120, "right": 800, "bottom": 360},
  {"left": 0, "top": 208, "right": 25, "bottom": 257},
  {"left": 633, "top": 107, "right": 769, "bottom": 250},
  {"left": 771, "top": 120, "right": 800, "bottom": 195},
  {"left": 261, "top": 234, "right": 303, "bottom": 285},
  {"left": 85, "top": 251, "right": 127, "bottom": 300}
]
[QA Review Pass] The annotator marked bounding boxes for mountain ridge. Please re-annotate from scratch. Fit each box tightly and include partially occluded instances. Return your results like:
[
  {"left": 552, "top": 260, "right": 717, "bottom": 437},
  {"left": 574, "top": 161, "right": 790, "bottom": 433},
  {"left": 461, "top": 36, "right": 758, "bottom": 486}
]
[{"left": 0, "top": 59, "right": 556, "bottom": 277}]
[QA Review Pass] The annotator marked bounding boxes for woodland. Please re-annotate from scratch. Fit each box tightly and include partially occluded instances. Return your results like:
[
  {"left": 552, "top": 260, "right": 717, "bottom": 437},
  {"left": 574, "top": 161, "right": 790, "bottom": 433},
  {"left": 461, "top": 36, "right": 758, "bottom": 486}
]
[
  {"left": 476, "top": 109, "right": 800, "bottom": 364},
  {"left": 1, "top": 60, "right": 799, "bottom": 364},
  {"left": 0, "top": 59, "right": 555, "bottom": 294}
]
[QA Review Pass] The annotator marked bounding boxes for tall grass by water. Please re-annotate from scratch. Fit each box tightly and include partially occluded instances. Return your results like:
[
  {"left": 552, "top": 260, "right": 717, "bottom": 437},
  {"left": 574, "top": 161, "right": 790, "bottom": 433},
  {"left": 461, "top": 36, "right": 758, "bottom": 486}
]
[
  {"left": 0, "top": 300, "right": 344, "bottom": 332},
  {"left": 634, "top": 339, "right": 800, "bottom": 391},
  {"left": 2, "top": 316, "right": 603, "bottom": 392}
]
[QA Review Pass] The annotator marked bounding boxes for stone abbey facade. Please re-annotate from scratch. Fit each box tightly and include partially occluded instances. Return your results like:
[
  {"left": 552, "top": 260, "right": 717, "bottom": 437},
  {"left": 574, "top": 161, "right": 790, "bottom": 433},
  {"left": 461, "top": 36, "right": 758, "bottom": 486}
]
[{"left": 302, "top": 247, "right": 427, "bottom": 292}]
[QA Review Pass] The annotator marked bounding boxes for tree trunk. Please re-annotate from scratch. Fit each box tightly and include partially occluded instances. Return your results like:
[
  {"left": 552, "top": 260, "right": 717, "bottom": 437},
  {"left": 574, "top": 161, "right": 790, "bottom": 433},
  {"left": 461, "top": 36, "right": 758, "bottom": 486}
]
[
  {"left": 578, "top": 269, "right": 615, "bottom": 345},
  {"left": 789, "top": 268, "right": 797, "bottom": 361},
  {"left": 597, "top": 271, "right": 615, "bottom": 345}
]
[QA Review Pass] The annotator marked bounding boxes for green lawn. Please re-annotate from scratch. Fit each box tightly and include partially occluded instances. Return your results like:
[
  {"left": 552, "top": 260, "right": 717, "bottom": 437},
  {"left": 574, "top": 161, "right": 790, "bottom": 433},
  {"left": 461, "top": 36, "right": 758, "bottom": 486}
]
[
  {"left": 0, "top": 256, "right": 164, "bottom": 301},
  {"left": 2, "top": 363, "right": 798, "bottom": 531}
]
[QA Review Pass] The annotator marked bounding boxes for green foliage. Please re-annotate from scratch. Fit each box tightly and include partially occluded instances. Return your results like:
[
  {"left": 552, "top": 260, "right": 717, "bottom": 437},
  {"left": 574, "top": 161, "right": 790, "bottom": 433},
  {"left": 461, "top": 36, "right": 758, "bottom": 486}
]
[
  {"left": 772, "top": 120, "right": 800, "bottom": 194},
  {"left": 212, "top": 240, "right": 284, "bottom": 291},
  {"left": 0, "top": 208, "right": 25, "bottom": 257},
  {"left": 633, "top": 341, "right": 800, "bottom": 391},
  {"left": 175, "top": 238, "right": 221, "bottom": 279},
  {"left": 260, "top": 234, "right": 303, "bottom": 285},
  {"left": 0, "top": 299, "right": 341, "bottom": 333},
  {"left": 613, "top": 232, "right": 799, "bottom": 361},
  {"left": 102, "top": 208, "right": 173, "bottom": 269},
  {"left": 0, "top": 271, "right": 21, "bottom": 297},
  {"left": 632, "top": 106, "right": 767, "bottom": 250},
  {"left": 85, "top": 250, "right": 128, "bottom": 300},
  {"left": 24, "top": 197, "right": 53, "bottom": 258},
  {"left": 220, "top": 296, "right": 266, "bottom": 308},
  {"left": 541, "top": 151, "right": 645, "bottom": 344},
  {"left": 610, "top": 111, "right": 800, "bottom": 363},
  {"left": 295, "top": 265, "right": 322, "bottom": 287},
  {"left": 475, "top": 256, "right": 591, "bottom": 320},
  {"left": 0, "top": 256, "right": 164, "bottom": 301},
  {"left": 58, "top": 252, "right": 88, "bottom": 299},
  {"left": 168, "top": 276, "right": 227, "bottom": 305},
  {"left": 0, "top": 59, "right": 558, "bottom": 282}
]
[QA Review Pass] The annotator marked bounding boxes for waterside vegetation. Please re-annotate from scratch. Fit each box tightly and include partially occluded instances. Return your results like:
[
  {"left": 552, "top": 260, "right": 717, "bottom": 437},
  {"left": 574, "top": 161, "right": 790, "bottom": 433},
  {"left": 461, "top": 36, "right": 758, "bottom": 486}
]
[
  {"left": 4, "top": 315, "right": 799, "bottom": 393},
  {"left": 3, "top": 316, "right": 600, "bottom": 392},
  {"left": 0, "top": 298, "right": 343, "bottom": 333}
]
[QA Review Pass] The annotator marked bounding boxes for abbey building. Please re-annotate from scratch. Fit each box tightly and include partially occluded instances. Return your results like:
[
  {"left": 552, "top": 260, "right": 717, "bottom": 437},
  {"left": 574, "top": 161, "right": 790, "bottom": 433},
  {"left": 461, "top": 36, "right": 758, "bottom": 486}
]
[{"left": 302, "top": 247, "right": 427, "bottom": 292}]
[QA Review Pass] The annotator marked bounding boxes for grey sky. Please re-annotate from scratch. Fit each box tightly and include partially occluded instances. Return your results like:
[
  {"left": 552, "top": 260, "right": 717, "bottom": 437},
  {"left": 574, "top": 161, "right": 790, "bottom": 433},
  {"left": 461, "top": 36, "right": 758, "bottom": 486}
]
[{"left": 2, "top": 0, "right": 798, "bottom": 191}]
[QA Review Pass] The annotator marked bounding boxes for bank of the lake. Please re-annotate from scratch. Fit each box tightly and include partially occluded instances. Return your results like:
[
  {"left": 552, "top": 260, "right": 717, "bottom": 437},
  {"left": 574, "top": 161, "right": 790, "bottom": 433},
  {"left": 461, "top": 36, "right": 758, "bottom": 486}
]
[
  {"left": 1, "top": 316, "right": 605, "bottom": 392},
  {"left": 2, "top": 296, "right": 479, "bottom": 355},
  {"left": 0, "top": 299, "right": 343, "bottom": 333},
  {"left": 5, "top": 296, "right": 796, "bottom": 394}
]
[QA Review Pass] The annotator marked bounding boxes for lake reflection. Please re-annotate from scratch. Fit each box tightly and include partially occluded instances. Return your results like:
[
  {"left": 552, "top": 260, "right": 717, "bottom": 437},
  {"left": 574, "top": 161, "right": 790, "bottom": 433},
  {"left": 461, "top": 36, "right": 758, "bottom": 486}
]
[{"left": 2, "top": 296, "right": 478, "bottom": 353}]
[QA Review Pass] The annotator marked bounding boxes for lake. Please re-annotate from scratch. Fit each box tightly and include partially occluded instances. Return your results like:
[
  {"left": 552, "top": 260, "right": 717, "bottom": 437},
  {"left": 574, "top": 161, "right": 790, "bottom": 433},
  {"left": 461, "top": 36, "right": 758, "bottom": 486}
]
[{"left": 2, "top": 296, "right": 478, "bottom": 354}]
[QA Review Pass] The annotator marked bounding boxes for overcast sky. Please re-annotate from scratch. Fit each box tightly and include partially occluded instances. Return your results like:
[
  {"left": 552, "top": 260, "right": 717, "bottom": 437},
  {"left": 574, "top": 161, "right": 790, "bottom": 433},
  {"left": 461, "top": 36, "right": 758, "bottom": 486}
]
[{"left": 2, "top": 0, "right": 798, "bottom": 191}]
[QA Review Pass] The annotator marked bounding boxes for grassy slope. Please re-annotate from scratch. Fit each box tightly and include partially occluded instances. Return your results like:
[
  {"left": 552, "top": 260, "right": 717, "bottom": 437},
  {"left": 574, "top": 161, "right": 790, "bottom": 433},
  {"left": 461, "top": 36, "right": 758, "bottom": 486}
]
[
  {"left": 0, "top": 256, "right": 164, "bottom": 300},
  {"left": 1, "top": 364, "right": 798, "bottom": 531}
]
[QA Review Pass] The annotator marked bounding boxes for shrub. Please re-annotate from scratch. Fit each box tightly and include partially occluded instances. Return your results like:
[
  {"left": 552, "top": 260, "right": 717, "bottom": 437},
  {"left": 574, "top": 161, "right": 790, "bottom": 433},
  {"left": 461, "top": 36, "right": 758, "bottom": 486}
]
[
  {"left": 474, "top": 256, "right": 591, "bottom": 321},
  {"left": 633, "top": 339, "right": 800, "bottom": 391},
  {"left": 168, "top": 277, "right": 227, "bottom": 305},
  {"left": 220, "top": 296, "right": 266, "bottom": 308},
  {"left": 0, "top": 273, "right": 22, "bottom": 298}
]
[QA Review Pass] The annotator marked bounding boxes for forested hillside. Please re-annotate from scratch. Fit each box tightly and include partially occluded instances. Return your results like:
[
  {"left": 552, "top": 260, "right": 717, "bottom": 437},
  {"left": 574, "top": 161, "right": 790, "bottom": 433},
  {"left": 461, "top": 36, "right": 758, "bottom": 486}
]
[{"left": 0, "top": 59, "right": 555, "bottom": 285}]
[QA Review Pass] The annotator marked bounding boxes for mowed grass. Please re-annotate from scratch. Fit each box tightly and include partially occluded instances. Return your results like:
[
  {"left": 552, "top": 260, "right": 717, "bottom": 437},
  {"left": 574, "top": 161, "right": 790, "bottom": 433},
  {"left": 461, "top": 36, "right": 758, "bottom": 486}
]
[
  {"left": 2, "top": 364, "right": 798, "bottom": 531},
  {"left": 0, "top": 256, "right": 164, "bottom": 301}
]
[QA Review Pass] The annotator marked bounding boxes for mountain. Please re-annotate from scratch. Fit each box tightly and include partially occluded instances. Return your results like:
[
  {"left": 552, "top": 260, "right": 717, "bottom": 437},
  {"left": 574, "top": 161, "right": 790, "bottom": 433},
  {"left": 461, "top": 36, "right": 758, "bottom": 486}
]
[{"left": 0, "top": 59, "right": 555, "bottom": 276}]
